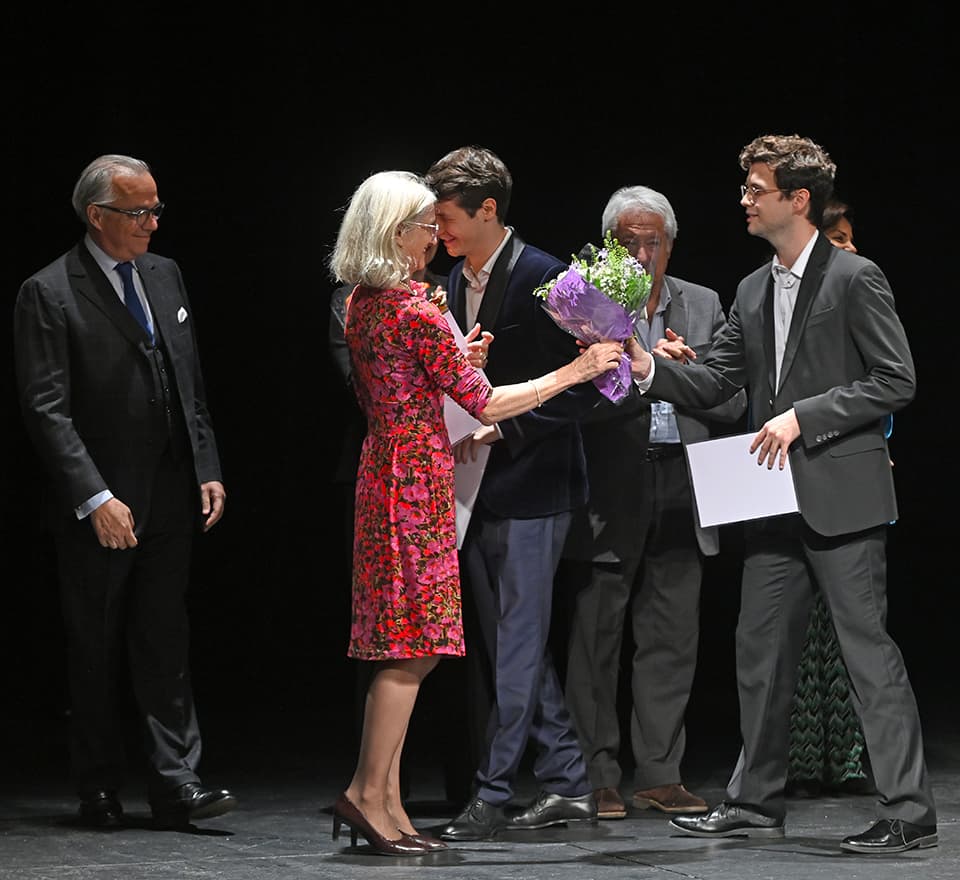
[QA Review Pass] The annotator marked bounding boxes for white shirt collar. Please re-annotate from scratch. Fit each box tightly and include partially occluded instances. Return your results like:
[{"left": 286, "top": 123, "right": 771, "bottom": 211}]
[
  {"left": 84, "top": 234, "right": 142, "bottom": 298},
  {"left": 464, "top": 227, "right": 512, "bottom": 289},
  {"left": 771, "top": 229, "right": 818, "bottom": 283},
  {"left": 85, "top": 233, "right": 135, "bottom": 278}
]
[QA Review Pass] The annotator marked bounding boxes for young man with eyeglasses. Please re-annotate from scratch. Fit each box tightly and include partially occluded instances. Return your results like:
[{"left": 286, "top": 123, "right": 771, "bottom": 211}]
[
  {"left": 13, "top": 154, "right": 236, "bottom": 830},
  {"left": 624, "top": 134, "right": 936, "bottom": 855}
]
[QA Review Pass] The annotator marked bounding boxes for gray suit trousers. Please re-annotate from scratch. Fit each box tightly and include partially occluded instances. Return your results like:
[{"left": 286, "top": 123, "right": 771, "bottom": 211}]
[
  {"left": 726, "top": 517, "right": 936, "bottom": 826},
  {"left": 565, "top": 455, "right": 703, "bottom": 790}
]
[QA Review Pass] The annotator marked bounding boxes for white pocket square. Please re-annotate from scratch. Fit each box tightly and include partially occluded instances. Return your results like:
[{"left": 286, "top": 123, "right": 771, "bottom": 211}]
[{"left": 177, "top": 307, "right": 188, "bottom": 324}]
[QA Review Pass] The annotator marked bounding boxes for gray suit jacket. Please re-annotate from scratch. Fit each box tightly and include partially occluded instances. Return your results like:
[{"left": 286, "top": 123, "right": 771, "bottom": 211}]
[
  {"left": 565, "top": 276, "right": 746, "bottom": 561},
  {"left": 648, "top": 234, "right": 914, "bottom": 537}
]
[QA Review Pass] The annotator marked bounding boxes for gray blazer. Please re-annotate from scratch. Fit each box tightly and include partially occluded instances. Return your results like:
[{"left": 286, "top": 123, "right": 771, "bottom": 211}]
[
  {"left": 565, "top": 275, "right": 747, "bottom": 561},
  {"left": 648, "top": 233, "right": 914, "bottom": 537}
]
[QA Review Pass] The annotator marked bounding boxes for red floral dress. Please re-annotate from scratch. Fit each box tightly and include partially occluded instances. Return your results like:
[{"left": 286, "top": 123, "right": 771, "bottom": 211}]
[{"left": 344, "top": 281, "right": 492, "bottom": 659}]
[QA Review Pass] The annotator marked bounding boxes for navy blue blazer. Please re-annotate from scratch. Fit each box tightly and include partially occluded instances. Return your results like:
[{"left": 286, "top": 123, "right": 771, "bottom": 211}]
[{"left": 447, "top": 232, "right": 604, "bottom": 519}]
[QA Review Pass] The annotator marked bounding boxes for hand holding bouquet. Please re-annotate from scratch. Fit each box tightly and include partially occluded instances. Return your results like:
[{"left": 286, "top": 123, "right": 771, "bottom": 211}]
[{"left": 533, "top": 232, "right": 653, "bottom": 402}]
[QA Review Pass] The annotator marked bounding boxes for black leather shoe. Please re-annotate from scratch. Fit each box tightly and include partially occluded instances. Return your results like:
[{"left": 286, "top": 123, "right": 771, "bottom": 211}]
[
  {"left": 507, "top": 791, "right": 597, "bottom": 830},
  {"left": 78, "top": 790, "right": 123, "bottom": 827},
  {"left": 841, "top": 818, "right": 938, "bottom": 854},
  {"left": 439, "top": 797, "right": 506, "bottom": 841},
  {"left": 669, "top": 802, "right": 784, "bottom": 838},
  {"left": 150, "top": 782, "right": 237, "bottom": 828}
]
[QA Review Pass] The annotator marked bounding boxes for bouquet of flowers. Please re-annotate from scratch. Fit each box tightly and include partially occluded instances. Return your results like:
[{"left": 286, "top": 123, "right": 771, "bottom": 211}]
[{"left": 533, "top": 232, "right": 653, "bottom": 403}]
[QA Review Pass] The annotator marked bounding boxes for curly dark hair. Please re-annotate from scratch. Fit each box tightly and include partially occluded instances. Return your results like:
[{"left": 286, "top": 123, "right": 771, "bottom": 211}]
[{"left": 739, "top": 134, "right": 836, "bottom": 227}]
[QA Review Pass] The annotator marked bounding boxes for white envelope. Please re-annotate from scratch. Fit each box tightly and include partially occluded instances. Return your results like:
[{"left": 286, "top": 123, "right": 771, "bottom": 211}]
[
  {"left": 684, "top": 432, "right": 799, "bottom": 527},
  {"left": 440, "top": 308, "right": 490, "bottom": 548}
]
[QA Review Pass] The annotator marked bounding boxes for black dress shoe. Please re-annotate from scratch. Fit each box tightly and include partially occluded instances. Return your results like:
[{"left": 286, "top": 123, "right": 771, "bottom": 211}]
[
  {"left": 841, "top": 818, "right": 938, "bottom": 854},
  {"left": 669, "top": 802, "right": 784, "bottom": 838},
  {"left": 507, "top": 791, "right": 597, "bottom": 830},
  {"left": 439, "top": 797, "right": 506, "bottom": 841},
  {"left": 150, "top": 782, "right": 237, "bottom": 828},
  {"left": 78, "top": 790, "right": 123, "bottom": 827}
]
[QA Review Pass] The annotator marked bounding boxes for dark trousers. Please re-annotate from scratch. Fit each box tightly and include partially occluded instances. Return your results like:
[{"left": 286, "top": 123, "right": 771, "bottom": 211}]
[
  {"left": 55, "top": 450, "right": 200, "bottom": 798},
  {"left": 727, "top": 517, "right": 936, "bottom": 826},
  {"left": 463, "top": 508, "right": 590, "bottom": 804},
  {"left": 563, "top": 454, "right": 702, "bottom": 790}
]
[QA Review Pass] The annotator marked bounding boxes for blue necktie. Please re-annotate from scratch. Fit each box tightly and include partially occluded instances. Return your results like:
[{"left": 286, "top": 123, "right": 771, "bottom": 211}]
[{"left": 115, "top": 261, "right": 153, "bottom": 342}]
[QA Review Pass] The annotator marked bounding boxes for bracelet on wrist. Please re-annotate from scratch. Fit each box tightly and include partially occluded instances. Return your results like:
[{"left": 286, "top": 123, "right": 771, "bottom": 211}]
[{"left": 528, "top": 378, "right": 543, "bottom": 408}]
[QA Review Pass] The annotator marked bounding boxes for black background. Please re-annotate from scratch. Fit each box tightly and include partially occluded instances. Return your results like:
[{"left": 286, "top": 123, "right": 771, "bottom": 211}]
[{"left": 4, "top": 9, "right": 955, "bottom": 765}]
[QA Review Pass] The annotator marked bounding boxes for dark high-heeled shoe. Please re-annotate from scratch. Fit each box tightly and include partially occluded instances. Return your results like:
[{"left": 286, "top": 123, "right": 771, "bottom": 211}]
[
  {"left": 403, "top": 831, "right": 448, "bottom": 851},
  {"left": 331, "top": 793, "right": 427, "bottom": 856}
]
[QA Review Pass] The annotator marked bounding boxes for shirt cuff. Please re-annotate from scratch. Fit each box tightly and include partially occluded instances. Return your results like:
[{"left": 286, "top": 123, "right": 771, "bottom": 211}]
[
  {"left": 75, "top": 490, "right": 113, "bottom": 520},
  {"left": 633, "top": 353, "right": 656, "bottom": 393}
]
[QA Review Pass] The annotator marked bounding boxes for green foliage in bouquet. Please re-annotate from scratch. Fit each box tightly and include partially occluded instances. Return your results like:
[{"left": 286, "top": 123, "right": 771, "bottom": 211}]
[{"left": 533, "top": 231, "right": 653, "bottom": 315}]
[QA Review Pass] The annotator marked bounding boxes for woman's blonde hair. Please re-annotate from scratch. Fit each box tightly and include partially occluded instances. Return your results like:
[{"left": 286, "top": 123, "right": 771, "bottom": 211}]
[{"left": 329, "top": 170, "right": 436, "bottom": 289}]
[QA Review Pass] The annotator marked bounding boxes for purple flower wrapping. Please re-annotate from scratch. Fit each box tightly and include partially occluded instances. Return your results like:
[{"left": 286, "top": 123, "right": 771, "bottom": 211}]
[{"left": 540, "top": 268, "right": 638, "bottom": 403}]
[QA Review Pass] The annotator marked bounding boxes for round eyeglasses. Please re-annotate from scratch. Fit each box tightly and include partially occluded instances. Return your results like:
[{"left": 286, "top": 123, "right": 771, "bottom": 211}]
[{"left": 94, "top": 202, "right": 165, "bottom": 225}]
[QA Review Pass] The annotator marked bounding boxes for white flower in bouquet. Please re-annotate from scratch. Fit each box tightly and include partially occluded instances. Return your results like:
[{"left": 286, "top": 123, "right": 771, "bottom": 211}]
[{"left": 533, "top": 232, "right": 653, "bottom": 402}]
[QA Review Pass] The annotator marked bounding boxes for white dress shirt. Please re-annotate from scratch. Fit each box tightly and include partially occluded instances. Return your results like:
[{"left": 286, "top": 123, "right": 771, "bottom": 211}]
[
  {"left": 772, "top": 230, "right": 816, "bottom": 389},
  {"left": 463, "top": 228, "right": 512, "bottom": 328}
]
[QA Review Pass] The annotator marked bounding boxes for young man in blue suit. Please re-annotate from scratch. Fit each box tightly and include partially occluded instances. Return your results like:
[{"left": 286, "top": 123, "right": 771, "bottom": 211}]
[
  {"left": 14, "top": 154, "right": 235, "bottom": 830},
  {"left": 625, "top": 134, "right": 936, "bottom": 855},
  {"left": 426, "top": 146, "right": 601, "bottom": 840}
]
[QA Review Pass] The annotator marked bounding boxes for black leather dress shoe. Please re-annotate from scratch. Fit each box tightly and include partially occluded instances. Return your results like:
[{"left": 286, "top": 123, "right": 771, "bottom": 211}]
[
  {"left": 150, "top": 782, "right": 237, "bottom": 828},
  {"left": 669, "top": 802, "right": 784, "bottom": 838},
  {"left": 439, "top": 797, "right": 506, "bottom": 841},
  {"left": 78, "top": 790, "right": 123, "bottom": 827},
  {"left": 507, "top": 791, "right": 597, "bottom": 830},
  {"left": 841, "top": 818, "right": 938, "bottom": 854}
]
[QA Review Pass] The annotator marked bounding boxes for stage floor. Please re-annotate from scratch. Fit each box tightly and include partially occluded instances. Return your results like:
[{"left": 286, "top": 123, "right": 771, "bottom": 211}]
[{"left": 1, "top": 708, "right": 957, "bottom": 880}]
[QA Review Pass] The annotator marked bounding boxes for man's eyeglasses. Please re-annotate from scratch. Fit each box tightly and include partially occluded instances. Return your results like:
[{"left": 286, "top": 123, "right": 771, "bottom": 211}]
[
  {"left": 740, "top": 184, "right": 783, "bottom": 204},
  {"left": 94, "top": 202, "right": 165, "bottom": 225},
  {"left": 407, "top": 221, "right": 439, "bottom": 238}
]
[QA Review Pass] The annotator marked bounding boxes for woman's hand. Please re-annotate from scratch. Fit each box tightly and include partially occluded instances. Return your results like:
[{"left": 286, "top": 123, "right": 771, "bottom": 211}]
[
  {"left": 580, "top": 336, "right": 654, "bottom": 380},
  {"left": 572, "top": 341, "right": 625, "bottom": 381}
]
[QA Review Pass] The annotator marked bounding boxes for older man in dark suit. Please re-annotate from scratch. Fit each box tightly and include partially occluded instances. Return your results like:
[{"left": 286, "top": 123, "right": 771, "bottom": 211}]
[
  {"left": 561, "top": 186, "right": 746, "bottom": 821},
  {"left": 626, "top": 134, "right": 936, "bottom": 855},
  {"left": 14, "top": 154, "right": 235, "bottom": 829}
]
